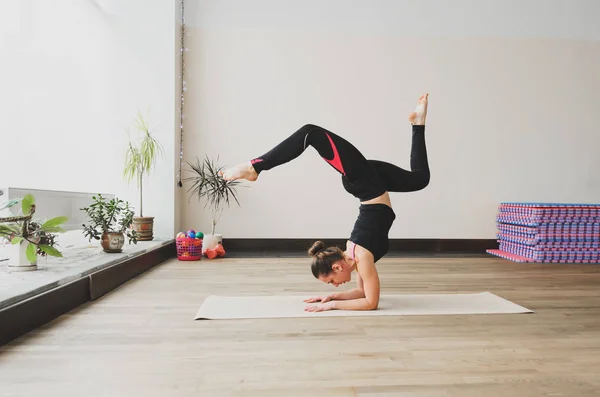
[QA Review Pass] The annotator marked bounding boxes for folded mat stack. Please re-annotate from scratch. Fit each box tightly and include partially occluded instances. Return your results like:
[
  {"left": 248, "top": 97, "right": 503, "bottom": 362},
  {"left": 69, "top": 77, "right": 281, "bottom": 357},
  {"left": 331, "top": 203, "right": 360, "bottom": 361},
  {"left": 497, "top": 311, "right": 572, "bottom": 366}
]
[{"left": 487, "top": 202, "right": 600, "bottom": 263}]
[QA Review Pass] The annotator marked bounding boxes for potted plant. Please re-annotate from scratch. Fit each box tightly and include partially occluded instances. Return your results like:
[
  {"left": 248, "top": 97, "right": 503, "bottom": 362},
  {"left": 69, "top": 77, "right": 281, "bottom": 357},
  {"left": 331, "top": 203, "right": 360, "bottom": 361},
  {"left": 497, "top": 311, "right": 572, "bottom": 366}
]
[
  {"left": 81, "top": 194, "right": 138, "bottom": 253},
  {"left": 123, "top": 109, "right": 164, "bottom": 241},
  {"left": 184, "top": 155, "right": 242, "bottom": 245},
  {"left": 0, "top": 194, "right": 68, "bottom": 271}
]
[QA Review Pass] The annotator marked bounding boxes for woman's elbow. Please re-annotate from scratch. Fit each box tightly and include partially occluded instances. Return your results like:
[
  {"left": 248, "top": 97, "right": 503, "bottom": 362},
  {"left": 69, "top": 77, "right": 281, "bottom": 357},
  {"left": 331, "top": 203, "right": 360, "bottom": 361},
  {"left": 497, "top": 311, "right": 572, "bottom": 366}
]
[{"left": 367, "top": 300, "right": 379, "bottom": 310}]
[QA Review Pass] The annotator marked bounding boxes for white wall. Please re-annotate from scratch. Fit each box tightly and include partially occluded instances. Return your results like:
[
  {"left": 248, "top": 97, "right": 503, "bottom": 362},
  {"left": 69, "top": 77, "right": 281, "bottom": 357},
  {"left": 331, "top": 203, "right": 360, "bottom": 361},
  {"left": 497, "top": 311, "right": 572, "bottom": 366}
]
[
  {"left": 0, "top": 0, "right": 181, "bottom": 239},
  {"left": 2, "top": 1, "right": 598, "bottom": 241},
  {"left": 181, "top": 0, "right": 600, "bottom": 239}
]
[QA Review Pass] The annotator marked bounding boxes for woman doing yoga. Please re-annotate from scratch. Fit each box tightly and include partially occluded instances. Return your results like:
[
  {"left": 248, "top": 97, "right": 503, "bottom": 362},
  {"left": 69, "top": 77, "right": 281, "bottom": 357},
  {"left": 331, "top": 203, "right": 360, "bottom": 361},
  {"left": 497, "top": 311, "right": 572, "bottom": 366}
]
[{"left": 220, "top": 93, "right": 431, "bottom": 312}]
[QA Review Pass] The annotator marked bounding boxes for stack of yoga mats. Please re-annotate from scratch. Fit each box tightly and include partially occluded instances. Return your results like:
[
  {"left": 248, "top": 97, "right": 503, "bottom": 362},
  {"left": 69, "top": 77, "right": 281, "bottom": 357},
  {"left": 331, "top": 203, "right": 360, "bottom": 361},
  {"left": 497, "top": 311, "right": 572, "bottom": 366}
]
[{"left": 487, "top": 202, "right": 600, "bottom": 263}]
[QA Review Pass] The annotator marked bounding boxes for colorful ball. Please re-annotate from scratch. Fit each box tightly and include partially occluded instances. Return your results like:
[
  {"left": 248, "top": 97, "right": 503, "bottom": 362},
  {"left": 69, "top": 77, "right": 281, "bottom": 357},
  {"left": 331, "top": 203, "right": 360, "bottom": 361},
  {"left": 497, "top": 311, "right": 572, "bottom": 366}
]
[
  {"left": 187, "top": 231, "right": 196, "bottom": 239},
  {"left": 196, "top": 231, "right": 204, "bottom": 239},
  {"left": 176, "top": 232, "right": 186, "bottom": 239}
]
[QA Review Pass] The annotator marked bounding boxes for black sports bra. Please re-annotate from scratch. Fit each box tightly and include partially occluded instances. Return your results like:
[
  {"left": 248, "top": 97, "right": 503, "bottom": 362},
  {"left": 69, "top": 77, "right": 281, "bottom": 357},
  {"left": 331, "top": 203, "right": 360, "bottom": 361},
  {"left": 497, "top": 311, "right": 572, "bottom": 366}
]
[{"left": 349, "top": 203, "right": 396, "bottom": 262}]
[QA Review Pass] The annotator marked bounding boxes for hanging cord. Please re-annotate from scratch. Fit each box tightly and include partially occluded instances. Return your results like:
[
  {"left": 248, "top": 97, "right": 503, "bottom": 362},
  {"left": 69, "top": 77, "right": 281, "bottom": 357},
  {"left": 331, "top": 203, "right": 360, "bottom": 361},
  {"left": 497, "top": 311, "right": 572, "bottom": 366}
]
[{"left": 177, "top": 0, "right": 186, "bottom": 187}]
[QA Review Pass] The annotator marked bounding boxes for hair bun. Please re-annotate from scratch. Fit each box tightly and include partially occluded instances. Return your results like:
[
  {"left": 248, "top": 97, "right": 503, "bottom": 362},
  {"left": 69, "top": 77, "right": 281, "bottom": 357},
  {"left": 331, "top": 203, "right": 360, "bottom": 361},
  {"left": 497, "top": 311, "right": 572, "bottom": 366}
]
[{"left": 308, "top": 240, "right": 326, "bottom": 257}]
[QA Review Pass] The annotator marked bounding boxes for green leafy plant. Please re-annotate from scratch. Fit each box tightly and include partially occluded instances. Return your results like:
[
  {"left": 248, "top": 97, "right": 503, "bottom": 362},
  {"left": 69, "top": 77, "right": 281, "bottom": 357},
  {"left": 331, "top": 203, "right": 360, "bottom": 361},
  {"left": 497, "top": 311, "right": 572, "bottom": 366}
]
[
  {"left": 184, "top": 155, "right": 243, "bottom": 235},
  {"left": 123, "top": 109, "right": 164, "bottom": 217},
  {"left": 0, "top": 194, "right": 68, "bottom": 263},
  {"left": 80, "top": 194, "right": 138, "bottom": 244}
]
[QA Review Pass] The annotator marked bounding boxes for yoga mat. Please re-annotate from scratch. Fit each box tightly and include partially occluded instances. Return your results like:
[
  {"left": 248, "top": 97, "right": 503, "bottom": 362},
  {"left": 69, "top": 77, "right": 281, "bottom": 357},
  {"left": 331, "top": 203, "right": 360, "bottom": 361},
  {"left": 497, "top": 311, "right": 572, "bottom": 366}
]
[
  {"left": 487, "top": 249, "right": 600, "bottom": 263},
  {"left": 489, "top": 202, "right": 600, "bottom": 263},
  {"left": 194, "top": 292, "right": 533, "bottom": 320}
]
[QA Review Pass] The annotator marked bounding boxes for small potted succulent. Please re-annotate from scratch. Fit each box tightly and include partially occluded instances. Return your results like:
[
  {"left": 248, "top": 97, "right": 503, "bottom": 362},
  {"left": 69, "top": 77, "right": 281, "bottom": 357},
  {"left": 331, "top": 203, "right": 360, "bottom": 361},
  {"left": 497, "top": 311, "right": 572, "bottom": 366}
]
[
  {"left": 81, "top": 194, "right": 138, "bottom": 253},
  {"left": 0, "top": 194, "right": 67, "bottom": 271}
]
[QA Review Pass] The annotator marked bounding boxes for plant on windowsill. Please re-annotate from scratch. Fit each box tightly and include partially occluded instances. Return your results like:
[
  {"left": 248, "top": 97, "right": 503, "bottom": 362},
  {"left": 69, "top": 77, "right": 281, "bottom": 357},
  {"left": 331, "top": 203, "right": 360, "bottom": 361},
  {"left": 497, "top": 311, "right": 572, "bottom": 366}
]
[
  {"left": 0, "top": 194, "right": 68, "bottom": 272},
  {"left": 123, "top": 109, "right": 164, "bottom": 241},
  {"left": 80, "top": 194, "right": 138, "bottom": 253},
  {"left": 184, "top": 155, "right": 242, "bottom": 248}
]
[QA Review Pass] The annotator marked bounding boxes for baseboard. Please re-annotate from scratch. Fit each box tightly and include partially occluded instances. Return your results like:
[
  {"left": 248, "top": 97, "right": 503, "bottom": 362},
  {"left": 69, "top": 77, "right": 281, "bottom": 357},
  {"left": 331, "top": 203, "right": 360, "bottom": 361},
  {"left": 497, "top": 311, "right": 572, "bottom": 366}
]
[
  {"left": 0, "top": 241, "right": 176, "bottom": 347},
  {"left": 221, "top": 238, "right": 498, "bottom": 253}
]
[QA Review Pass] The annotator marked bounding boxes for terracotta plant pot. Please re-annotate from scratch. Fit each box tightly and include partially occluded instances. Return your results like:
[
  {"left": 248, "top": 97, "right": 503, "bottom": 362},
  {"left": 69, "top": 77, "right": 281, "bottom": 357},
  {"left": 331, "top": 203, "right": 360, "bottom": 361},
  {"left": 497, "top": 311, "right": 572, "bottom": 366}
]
[
  {"left": 101, "top": 232, "right": 125, "bottom": 253},
  {"left": 133, "top": 216, "right": 154, "bottom": 241}
]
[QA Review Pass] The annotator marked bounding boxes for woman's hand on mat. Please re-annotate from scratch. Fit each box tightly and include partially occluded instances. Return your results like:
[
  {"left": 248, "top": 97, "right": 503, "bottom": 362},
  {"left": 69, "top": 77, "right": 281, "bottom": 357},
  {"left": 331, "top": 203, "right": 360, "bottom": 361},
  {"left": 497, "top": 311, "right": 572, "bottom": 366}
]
[
  {"left": 303, "top": 294, "right": 333, "bottom": 303},
  {"left": 304, "top": 301, "right": 336, "bottom": 312}
]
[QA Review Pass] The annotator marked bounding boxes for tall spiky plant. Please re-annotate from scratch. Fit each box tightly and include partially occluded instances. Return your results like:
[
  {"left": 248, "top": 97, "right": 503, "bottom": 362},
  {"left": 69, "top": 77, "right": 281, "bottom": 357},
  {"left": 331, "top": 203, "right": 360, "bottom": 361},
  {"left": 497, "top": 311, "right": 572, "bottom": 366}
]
[
  {"left": 184, "top": 155, "right": 243, "bottom": 235},
  {"left": 123, "top": 110, "right": 164, "bottom": 217}
]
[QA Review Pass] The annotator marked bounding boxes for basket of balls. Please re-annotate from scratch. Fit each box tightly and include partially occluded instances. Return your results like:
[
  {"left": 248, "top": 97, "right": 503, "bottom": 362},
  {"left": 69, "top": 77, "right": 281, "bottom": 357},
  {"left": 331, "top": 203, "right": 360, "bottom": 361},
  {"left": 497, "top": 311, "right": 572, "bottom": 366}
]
[{"left": 176, "top": 229, "right": 204, "bottom": 261}]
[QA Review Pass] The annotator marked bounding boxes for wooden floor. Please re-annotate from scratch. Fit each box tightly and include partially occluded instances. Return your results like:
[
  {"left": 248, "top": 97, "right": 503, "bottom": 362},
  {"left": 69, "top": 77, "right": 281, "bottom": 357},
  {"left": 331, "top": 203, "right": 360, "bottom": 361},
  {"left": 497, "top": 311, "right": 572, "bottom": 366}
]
[{"left": 2, "top": 254, "right": 600, "bottom": 397}]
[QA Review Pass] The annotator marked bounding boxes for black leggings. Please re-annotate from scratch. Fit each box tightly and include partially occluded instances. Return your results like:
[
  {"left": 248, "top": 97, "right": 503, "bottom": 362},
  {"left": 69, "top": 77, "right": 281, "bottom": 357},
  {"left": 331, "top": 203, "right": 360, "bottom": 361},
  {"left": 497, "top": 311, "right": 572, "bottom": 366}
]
[{"left": 251, "top": 124, "right": 430, "bottom": 200}]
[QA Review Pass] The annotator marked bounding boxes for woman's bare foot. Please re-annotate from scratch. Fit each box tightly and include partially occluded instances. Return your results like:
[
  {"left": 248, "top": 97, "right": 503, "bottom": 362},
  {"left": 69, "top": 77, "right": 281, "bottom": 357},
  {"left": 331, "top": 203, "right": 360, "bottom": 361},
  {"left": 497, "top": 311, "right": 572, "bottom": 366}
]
[
  {"left": 408, "top": 93, "right": 428, "bottom": 125},
  {"left": 219, "top": 161, "right": 258, "bottom": 182}
]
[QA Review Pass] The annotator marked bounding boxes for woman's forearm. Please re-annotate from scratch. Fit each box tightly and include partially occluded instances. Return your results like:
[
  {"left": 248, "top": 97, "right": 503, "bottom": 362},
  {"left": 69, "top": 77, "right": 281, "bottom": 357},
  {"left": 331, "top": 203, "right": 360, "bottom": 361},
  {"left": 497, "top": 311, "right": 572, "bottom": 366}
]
[
  {"left": 331, "top": 288, "right": 365, "bottom": 301},
  {"left": 332, "top": 298, "right": 378, "bottom": 311}
]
